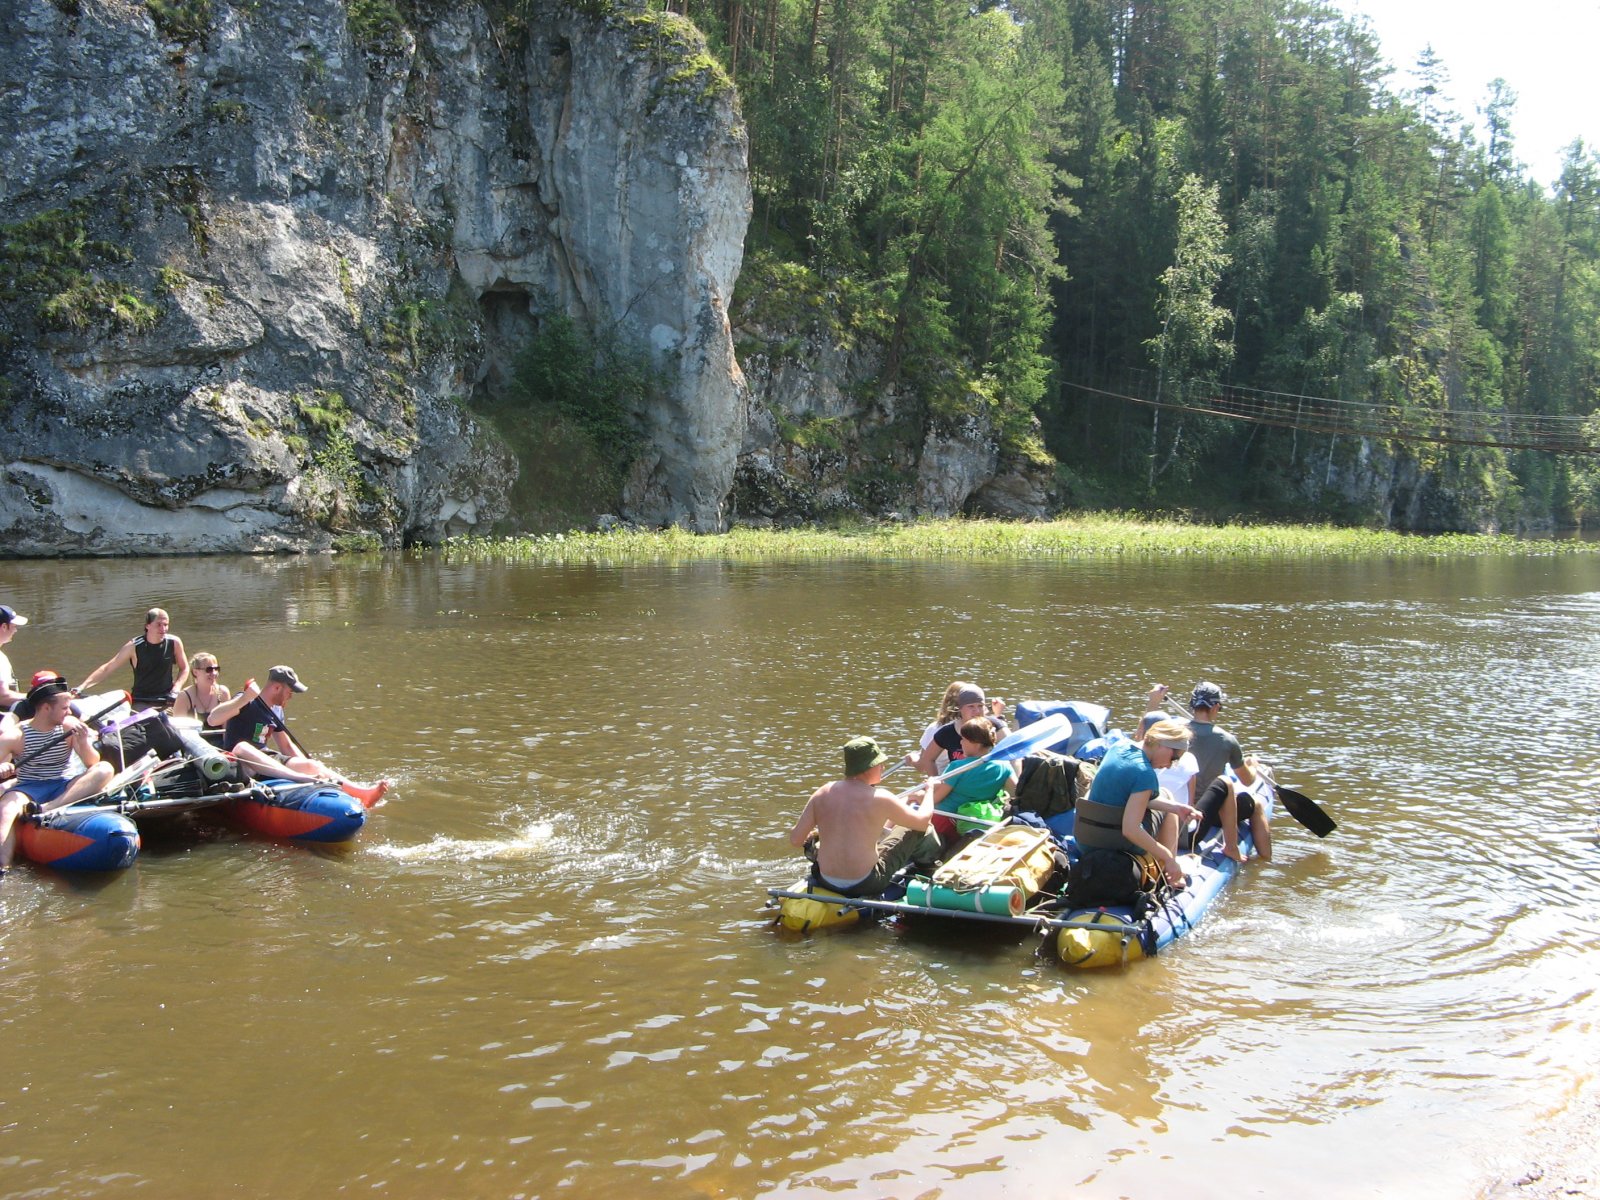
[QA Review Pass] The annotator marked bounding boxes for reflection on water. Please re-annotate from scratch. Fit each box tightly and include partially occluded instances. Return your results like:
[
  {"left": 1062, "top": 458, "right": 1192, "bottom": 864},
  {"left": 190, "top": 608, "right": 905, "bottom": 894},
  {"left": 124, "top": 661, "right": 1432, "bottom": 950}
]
[{"left": 1, "top": 551, "right": 1598, "bottom": 1198}]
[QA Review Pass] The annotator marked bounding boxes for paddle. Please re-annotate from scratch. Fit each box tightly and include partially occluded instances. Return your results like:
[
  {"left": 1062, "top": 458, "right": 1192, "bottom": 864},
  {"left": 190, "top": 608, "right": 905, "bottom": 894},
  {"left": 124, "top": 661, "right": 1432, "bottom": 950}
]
[
  {"left": 272, "top": 711, "right": 314, "bottom": 758},
  {"left": 1273, "top": 784, "right": 1337, "bottom": 838},
  {"left": 1158, "top": 693, "right": 1337, "bottom": 838},
  {"left": 894, "top": 711, "right": 1072, "bottom": 802}
]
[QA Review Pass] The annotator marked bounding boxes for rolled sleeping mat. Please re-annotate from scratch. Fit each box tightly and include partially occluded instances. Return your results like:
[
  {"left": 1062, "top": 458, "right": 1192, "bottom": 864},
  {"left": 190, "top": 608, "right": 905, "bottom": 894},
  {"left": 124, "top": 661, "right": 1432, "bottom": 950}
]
[
  {"left": 171, "top": 722, "right": 233, "bottom": 782},
  {"left": 903, "top": 878, "right": 1026, "bottom": 917}
]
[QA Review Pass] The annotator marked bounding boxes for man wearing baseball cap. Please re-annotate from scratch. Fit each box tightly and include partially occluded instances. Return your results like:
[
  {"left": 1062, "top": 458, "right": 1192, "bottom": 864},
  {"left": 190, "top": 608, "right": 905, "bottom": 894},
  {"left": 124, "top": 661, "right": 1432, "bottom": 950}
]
[
  {"left": 0, "top": 605, "right": 28, "bottom": 717},
  {"left": 205, "top": 666, "right": 390, "bottom": 806},
  {"left": 1146, "top": 679, "right": 1268, "bottom": 864},
  {"left": 1182, "top": 681, "right": 1260, "bottom": 794},
  {"left": 788, "top": 735, "right": 940, "bottom": 897}
]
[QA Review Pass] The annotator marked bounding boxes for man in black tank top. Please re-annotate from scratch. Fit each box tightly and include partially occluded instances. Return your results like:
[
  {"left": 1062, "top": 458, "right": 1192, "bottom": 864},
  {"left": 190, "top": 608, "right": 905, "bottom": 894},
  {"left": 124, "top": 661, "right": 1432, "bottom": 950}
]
[
  {"left": 0, "top": 674, "right": 115, "bottom": 876},
  {"left": 77, "top": 608, "right": 191, "bottom": 710}
]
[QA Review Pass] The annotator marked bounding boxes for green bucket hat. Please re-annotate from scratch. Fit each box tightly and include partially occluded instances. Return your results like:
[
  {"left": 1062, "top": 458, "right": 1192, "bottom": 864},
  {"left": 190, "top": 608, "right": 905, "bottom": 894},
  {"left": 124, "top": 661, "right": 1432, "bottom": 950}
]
[{"left": 842, "top": 735, "right": 889, "bottom": 777}]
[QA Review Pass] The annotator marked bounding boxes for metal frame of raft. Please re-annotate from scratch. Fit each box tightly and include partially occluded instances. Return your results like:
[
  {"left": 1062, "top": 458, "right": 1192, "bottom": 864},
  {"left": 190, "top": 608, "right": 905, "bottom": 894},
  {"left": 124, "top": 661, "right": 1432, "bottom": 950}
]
[
  {"left": 768, "top": 788, "right": 1273, "bottom": 968},
  {"left": 767, "top": 886, "right": 1148, "bottom": 938}
]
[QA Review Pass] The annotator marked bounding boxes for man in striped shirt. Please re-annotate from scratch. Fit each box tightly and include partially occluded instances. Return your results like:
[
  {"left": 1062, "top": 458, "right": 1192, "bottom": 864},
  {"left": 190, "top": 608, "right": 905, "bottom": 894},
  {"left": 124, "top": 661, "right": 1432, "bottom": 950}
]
[{"left": 0, "top": 673, "right": 115, "bottom": 878}]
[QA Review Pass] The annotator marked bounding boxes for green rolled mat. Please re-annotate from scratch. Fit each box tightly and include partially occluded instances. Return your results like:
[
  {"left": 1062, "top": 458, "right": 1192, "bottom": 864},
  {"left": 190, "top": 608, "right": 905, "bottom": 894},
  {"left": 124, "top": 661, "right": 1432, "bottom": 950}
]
[{"left": 904, "top": 878, "right": 1025, "bottom": 916}]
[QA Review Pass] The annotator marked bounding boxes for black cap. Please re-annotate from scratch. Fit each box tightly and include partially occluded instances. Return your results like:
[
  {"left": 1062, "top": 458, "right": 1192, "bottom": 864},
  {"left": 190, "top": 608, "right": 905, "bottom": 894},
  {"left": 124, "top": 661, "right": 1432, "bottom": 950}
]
[{"left": 268, "top": 665, "right": 308, "bottom": 693}]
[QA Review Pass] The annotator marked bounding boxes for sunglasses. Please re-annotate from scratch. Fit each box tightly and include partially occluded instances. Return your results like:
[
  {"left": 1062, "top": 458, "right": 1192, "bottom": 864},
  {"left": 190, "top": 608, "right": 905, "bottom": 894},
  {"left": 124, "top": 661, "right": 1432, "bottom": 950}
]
[{"left": 200, "top": 666, "right": 220, "bottom": 673}]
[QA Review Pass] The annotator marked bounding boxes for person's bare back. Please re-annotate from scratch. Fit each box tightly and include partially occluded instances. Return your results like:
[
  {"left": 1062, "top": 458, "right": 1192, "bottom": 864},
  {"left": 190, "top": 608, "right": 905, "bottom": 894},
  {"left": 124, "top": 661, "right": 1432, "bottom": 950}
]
[
  {"left": 800, "top": 778, "right": 906, "bottom": 882},
  {"left": 789, "top": 736, "right": 935, "bottom": 893}
]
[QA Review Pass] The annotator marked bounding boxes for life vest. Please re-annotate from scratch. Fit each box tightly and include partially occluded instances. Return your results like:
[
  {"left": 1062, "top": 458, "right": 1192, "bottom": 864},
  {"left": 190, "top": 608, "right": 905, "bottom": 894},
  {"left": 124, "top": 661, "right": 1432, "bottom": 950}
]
[{"left": 1072, "top": 794, "right": 1142, "bottom": 855}]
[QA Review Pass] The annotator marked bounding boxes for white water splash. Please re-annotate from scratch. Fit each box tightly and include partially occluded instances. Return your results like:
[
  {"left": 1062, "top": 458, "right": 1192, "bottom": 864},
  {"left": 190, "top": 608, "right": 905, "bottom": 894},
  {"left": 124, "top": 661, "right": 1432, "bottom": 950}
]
[{"left": 369, "top": 821, "right": 556, "bottom": 863}]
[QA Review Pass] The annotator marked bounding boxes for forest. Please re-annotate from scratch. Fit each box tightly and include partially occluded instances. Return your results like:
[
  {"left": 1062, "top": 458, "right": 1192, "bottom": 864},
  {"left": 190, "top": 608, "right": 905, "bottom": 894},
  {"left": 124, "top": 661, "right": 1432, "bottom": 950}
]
[{"left": 686, "top": 0, "right": 1600, "bottom": 526}]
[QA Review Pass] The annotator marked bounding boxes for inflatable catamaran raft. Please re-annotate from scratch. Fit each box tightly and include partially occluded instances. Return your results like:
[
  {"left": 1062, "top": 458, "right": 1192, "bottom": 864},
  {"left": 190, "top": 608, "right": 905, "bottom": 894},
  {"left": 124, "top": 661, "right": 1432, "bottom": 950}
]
[
  {"left": 769, "top": 703, "right": 1311, "bottom": 968},
  {"left": 14, "top": 694, "right": 381, "bottom": 873}
]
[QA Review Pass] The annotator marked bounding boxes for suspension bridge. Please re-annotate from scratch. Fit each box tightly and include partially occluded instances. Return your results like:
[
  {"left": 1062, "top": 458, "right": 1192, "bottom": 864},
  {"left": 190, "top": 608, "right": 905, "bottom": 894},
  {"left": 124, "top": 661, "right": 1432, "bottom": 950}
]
[{"left": 1064, "top": 372, "right": 1599, "bottom": 455}]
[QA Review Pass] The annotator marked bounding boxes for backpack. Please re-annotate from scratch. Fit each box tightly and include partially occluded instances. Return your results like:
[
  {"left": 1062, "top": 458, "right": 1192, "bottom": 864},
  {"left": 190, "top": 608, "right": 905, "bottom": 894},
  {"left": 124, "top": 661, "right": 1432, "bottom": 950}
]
[
  {"left": 1064, "top": 846, "right": 1158, "bottom": 909},
  {"left": 96, "top": 712, "right": 186, "bottom": 770},
  {"left": 1012, "top": 750, "right": 1090, "bottom": 820}
]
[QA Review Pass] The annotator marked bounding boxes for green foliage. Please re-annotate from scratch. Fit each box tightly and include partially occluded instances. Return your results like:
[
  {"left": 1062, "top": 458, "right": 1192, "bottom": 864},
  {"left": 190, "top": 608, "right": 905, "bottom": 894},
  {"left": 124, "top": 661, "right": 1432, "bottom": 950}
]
[
  {"left": 40, "top": 280, "right": 160, "bottom": 332},
  {"left": 732, "top": 249, "right": 890, "bottom": 349},
  {"left": 442, "top": 514, "right": 1600, "bottom": 564},
  {"left": 311, "top": 428, "right": 362, "bottom": 487},
  {"left": 712, "top": 0, "right": 1066, "bottom": 457},
  {"left": 473, "top": 311, "right": 660, "bottom": 530},
  {"left": 1147, "top": 175, "right": 1234, "bottom": 383},
  {"left": 347, "top": 0, "right": 408, "bottom": 53},
  {"left": 293, "top": 390, "right": 350, "bottom": 434},
  {"left": 331, "top": 532, "right": 384, "bottom": 553},
  {"left": 773, "top": 409, "right": 845, "bottom": 452},
  {"left": 205, "top": 99, "right": 249, "bottom": 124},
  {"left": 376, "top": 280, "right": 480, "bottom": 365},
  {"left": 507, "top": 312, "right": 651, "bottom": 463},
  {"left": 0, "top": 206, "right": 158, "bottom": 333},
  {"left": 291, "top": 392, "right": 372, "bottom": 531},
  {"left": 620, "top": 10, "right": 734, "bottom": 111},
  {"left": 145, "top": 0, "right": 211, "bottom": 45}
]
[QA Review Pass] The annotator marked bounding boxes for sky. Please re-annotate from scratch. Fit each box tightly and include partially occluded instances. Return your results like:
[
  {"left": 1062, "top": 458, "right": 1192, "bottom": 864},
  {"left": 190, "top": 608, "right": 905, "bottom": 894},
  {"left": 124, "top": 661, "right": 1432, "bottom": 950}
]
[{"left": 1334, "top": 0, "right": 1600, "bottom": 185}]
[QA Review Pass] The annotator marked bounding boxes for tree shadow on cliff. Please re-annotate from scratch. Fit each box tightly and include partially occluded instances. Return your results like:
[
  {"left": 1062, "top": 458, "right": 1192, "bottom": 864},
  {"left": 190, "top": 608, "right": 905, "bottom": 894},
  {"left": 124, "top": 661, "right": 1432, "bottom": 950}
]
[
  {"left": 472, "top": 312, "right": 657, "bottom": 533},
  {"left": 486, "top": 413, "right": 629, "bottom": 532}
]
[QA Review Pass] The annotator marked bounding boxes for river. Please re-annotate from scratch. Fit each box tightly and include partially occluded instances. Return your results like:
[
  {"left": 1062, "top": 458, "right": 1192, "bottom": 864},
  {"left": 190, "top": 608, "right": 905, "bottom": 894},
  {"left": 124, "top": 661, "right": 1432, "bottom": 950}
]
[{"left": 0, "top": 550, "right": 1596, "bottom": 1198}]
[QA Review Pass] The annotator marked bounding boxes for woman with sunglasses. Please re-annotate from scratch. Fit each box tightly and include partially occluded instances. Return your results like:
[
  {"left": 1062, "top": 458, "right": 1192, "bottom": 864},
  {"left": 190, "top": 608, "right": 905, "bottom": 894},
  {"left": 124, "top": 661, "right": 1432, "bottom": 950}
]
[
  {"left": 1075, "top": 718, "right": 1203, "bottom": 890},
  {"left": 172, "top": 652, "right": 230, "bottom": 723}
]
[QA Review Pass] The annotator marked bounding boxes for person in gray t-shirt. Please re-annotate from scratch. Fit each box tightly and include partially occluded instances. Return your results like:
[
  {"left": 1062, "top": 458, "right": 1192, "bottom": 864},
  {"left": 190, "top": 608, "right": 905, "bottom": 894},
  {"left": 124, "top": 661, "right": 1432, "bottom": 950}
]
[
  {"left": 1147, "top": 680, "right": 1270, "bottom": 862},
  {"left": 1148, "top": 680, "right": 1258, "bottom": 793}
]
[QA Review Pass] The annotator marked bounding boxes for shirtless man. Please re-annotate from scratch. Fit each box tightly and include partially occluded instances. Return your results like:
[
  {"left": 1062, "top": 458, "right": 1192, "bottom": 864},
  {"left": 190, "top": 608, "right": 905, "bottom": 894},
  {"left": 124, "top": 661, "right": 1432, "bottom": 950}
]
[
  {"left": 788, "top": 736, "right": 940, "bottom": 897},
  {"left": 205, "top": 666, "right": 390, "bottom": 806},
  {"left": 0, "top": 673, "right": 116, "bottom": 878},
  {"left": 78, "top": 608, "right": 190, "bottom": 710}
]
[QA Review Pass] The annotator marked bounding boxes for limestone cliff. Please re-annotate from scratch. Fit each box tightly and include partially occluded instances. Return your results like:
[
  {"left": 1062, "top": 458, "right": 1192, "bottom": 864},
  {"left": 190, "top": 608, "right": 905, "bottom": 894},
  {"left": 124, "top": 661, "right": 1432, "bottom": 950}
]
[
  {"left": 0, "top": 0, "right": 750, "bottom": 554},
  {"left": 730, "top": 290, "right": 1053, "bottom": 526}
]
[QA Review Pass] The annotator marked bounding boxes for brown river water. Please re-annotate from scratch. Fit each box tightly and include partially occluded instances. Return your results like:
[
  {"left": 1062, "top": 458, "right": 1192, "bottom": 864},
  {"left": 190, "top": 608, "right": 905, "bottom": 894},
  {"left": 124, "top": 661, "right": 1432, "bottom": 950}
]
[{"left": 1, "top": 550, "right": 1597, "bottom": 1199}]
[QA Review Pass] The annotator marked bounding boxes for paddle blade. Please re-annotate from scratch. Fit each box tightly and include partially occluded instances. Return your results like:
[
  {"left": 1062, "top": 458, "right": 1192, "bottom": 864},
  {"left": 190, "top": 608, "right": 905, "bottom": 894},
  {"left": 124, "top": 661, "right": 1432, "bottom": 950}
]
[
  {"left": 1277, "top": 785, "right": 1336, "bottom": 838},
  {"left": 896, "top": 712, "right": 1077, "bottom": 800},
  {"left": 991, "top": 712, "right": 1073, "bottom": 761}
]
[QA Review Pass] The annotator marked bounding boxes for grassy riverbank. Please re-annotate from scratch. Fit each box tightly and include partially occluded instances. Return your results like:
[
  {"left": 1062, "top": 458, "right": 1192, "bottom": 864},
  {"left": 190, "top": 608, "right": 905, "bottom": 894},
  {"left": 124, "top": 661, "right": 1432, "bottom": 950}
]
[{"left": 440, "top": 514, "right": 1597, "bottom": 563}]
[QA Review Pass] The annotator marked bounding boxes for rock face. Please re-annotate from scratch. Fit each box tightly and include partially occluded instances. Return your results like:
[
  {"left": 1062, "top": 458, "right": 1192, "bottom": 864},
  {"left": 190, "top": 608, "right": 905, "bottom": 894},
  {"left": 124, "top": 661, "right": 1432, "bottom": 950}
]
[
  {"left": 732, "top": 319, "right": 1053, "bottom": 524},
  {"left": 0, "top": 0, "right": 750, "bottom": 553},
  {"left": 1287, "top": 436, "right": 1506, "bottom": 532}
]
